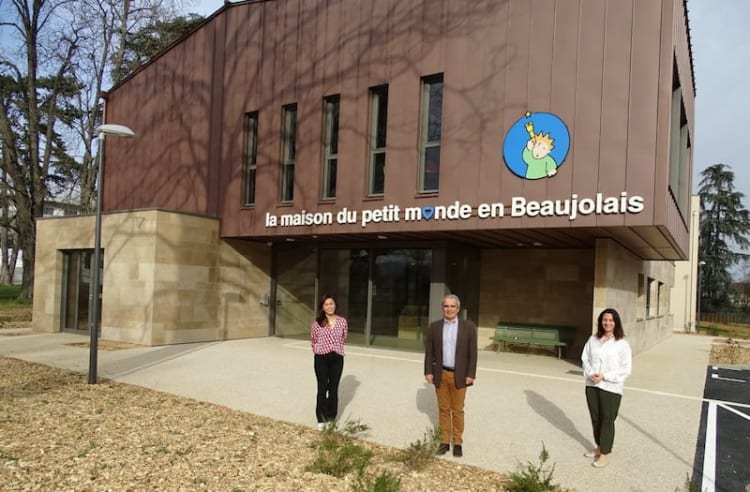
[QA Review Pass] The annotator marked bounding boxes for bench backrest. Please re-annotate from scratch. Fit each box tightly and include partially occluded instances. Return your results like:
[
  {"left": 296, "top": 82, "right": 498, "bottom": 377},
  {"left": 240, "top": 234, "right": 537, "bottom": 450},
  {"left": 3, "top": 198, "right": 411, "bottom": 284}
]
[
  {"left": 496, "top": 322, "right": 576, "bottom": 342},
  {"left": 496, "top": 326, "right": 534, "bottom": 339}
]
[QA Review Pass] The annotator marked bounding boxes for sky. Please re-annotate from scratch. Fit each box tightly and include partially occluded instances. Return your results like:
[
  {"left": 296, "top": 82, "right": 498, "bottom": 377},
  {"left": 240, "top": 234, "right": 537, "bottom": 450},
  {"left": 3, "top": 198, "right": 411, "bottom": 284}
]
[{"left": 186, "top": 0, "right": 750, "bottom": 199}]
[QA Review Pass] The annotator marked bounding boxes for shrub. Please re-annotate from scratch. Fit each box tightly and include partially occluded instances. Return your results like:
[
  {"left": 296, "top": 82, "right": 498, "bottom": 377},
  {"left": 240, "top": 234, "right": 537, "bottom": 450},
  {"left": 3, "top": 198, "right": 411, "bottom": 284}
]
[
  {"left": 394, "top": 427, "right": 441, "bottom": 471},
  {"left": 354, "top": 470, "right": 402, "bottom": 492},
  {"left": 307, "top": 419, "right": 373, "bottom": 478},
  {"left": 507, "top": 443, "right": 558, "bottom": 492}
]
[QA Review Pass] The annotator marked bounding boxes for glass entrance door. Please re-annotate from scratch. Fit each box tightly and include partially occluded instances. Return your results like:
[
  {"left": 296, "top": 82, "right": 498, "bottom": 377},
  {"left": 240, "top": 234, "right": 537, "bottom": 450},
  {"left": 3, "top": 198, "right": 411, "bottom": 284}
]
[
  {"left": 316, "top": 247, "right": 431, "bottom": 351},
  {"left": 370, "top": 249, "right": 431, "bottom": 349},
  {"left": 61, "top": 250, "right": 94, "bottom": 332}
]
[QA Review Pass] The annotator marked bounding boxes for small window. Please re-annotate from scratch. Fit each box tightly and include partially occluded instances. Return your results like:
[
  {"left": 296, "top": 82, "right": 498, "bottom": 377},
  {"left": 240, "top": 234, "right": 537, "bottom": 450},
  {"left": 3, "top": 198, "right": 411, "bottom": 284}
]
[
  {"left": 368, "top": 85, "right": 388, "bottom": 196},
  {"left": 280, "top": 104, "right": 297, "bottom": 202},
  {"left": 657, "top": 281, "right": 665, "bottom": 316},
  {"left": 646, "top": 277, "right": 656, "bottom": 318},
  {"left": 321, "top": 95, "right": 340, "bottom": 199},
  {"left": 243, "top": 112, "right": 259, "bottom": 206},
  {"left": 419, "top": 74, "right": 443, "bottom": 193},
  {"left": 636, "top": 273, "right": 646, "bottom": 319}
]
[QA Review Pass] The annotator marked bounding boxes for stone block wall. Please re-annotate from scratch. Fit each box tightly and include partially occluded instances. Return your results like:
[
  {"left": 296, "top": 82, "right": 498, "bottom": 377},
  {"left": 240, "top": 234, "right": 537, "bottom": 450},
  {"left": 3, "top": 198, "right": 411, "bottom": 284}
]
[
  {"left": 478, "top": 248, "right": 596, "bottom": 357},
  {"left": 33, "top": 210, "right": 272, "bottom": 345}
]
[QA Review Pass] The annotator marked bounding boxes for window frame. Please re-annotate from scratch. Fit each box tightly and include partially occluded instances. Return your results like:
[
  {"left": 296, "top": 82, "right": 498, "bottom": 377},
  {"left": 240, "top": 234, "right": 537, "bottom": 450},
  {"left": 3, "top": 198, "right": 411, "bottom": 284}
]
[
  {"left": 368, "top": 85, "right": 388, "bottom": 196},
  {"left": 280, "top": 103, "right": 297, "bottom": 203},
  {"left": 321, "top": 95, "right": 340, "bottom": 200},
  {"left": 418, "top": 74, "right": 444, "bottom": 193},
  {"left": 242, "top": 111, "right": 259, "bottom": 206}
]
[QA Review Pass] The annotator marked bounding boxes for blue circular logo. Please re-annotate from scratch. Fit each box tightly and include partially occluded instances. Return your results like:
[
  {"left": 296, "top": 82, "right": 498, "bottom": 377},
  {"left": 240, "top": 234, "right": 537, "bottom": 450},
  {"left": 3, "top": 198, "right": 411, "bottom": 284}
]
[{"left": 503, "top": 112, "right": 570, "bottom": 180}]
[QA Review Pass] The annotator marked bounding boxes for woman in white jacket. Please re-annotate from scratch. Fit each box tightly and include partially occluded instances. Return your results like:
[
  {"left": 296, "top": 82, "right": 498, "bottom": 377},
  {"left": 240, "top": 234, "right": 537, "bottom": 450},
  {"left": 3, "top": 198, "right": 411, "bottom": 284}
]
[{"left": 581, "top": 308, "right": 632, "bottom": 468}]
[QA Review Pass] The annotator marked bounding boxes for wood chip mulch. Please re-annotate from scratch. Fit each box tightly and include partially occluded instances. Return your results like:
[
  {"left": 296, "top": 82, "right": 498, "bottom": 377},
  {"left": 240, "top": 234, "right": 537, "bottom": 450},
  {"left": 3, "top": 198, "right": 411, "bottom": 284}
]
[{"left": 0, "top": 357, "right": 512, "bottom": 491}]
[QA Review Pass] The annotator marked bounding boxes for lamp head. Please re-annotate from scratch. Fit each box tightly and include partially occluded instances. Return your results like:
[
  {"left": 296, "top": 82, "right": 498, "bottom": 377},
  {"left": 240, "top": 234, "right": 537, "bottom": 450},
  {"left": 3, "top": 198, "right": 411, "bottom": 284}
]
[{"left": 96, "top": 124, "right": 135, "bottom": 138}]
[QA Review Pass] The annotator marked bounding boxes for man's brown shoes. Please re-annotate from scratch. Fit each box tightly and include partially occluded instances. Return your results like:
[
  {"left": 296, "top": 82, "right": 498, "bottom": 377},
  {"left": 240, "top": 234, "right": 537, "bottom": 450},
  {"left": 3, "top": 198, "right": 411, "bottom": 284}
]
[{"left": 437, "top": 443, "right": 450, "bottom": 455}]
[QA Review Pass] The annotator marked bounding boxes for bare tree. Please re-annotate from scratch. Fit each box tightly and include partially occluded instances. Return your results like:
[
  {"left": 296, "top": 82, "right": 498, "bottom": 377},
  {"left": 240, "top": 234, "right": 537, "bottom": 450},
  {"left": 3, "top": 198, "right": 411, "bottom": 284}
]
[
  {"left": 0, "top": 0, "right": 195, "bottom": 298},
  {"left": 0, "top": 0, "right": 81, "bottom": 298}
]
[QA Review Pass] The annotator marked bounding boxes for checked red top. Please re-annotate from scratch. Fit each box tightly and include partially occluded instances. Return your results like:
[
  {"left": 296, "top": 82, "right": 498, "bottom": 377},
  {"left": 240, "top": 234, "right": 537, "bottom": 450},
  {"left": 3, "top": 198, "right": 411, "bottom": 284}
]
[{"left": 311, "top": 316, "right": 348, "bottom": 356}]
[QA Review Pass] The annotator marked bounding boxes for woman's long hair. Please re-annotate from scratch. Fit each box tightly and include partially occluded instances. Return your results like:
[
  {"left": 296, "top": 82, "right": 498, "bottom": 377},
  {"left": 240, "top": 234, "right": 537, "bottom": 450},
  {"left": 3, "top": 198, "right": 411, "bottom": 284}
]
[
  {"left": 596, "top": 308, "right": 625, "bottom": 340},
  {"left": 315, "top": 295, "right": 337, "bottom": 326}
]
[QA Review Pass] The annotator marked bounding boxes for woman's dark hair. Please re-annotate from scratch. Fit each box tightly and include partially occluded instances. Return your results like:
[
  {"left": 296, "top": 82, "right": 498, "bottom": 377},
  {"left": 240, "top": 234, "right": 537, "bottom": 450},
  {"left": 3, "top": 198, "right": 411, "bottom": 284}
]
[
  {"left": 315, "top": 295, "right": 337, "bottom": 326},
  {"left": 596, "top": 308, "right": 624, "bottom": 340}
]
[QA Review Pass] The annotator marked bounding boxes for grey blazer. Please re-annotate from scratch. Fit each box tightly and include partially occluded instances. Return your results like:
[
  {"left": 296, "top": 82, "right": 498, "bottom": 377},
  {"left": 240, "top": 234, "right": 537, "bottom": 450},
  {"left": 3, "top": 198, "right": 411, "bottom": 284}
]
[{"left": 424, "top": 318, "right": 478, "bottom": 389}]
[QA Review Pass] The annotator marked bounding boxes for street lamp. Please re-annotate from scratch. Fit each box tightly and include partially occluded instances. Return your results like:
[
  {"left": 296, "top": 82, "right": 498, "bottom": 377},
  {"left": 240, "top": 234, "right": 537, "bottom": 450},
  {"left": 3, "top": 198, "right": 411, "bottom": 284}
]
[
  {"left": 88, "top": 123, "right": 135, "bottom": 384},
  {"left": 696, "top": 260, "right": 706, "bottom": 334}
]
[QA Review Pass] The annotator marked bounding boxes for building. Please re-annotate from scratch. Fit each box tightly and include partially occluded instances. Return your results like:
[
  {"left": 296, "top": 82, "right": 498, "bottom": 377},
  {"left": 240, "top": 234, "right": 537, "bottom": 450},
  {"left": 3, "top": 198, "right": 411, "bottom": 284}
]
[{"left": 33, "top": 0, "right": 695, "bottom": 356}]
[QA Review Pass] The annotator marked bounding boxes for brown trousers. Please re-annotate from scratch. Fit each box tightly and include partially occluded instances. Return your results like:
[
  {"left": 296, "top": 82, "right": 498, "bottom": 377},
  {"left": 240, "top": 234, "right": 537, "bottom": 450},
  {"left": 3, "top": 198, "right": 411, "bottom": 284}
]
[{"left": 435, "top": 369, "right": 467, "bottom": 445}]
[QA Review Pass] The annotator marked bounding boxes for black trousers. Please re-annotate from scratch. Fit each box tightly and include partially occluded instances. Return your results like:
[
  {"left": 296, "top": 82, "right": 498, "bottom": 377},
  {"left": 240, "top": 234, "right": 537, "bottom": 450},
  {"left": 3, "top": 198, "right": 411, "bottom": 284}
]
[
  {"left": 314, "top": 352, "right": 344, "bottom": 423},
  {"left": 585, "top": 386, "right": 622, "bottom": 454}
]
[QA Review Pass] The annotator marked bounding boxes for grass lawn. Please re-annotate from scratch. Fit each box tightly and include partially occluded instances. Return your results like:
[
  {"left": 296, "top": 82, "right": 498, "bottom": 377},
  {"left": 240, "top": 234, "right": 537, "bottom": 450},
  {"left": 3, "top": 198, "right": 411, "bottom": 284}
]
[
  {"left": 0, "top": 285, "right": 31, "bottom": 323},
  {"left": 698, "top": 320, "right": 750, "bottom": 340}
]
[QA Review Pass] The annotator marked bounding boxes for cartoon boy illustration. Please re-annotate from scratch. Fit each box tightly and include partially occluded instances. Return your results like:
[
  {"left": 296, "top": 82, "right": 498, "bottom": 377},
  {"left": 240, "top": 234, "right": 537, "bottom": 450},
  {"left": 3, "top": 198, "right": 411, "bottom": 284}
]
[{"left": 522, "top": 120, "right": 558, "bottom": 179}]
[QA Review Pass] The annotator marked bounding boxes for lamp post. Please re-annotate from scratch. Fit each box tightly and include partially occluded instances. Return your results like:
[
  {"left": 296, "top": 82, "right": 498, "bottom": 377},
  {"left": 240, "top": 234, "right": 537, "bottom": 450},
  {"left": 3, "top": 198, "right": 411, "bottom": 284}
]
[
  {"left": 88, "top": 124, "right": 135, "bottom": 384},
  {"left": 696, "top": 260, "right": 706, "bottom": 334}
]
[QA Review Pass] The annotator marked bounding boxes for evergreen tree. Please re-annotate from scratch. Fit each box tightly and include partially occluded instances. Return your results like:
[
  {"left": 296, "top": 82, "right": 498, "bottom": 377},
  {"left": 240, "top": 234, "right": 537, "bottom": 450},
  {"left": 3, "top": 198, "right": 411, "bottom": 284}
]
[{"left": 698, "top": 163, "right": 750, "bottom": 311}]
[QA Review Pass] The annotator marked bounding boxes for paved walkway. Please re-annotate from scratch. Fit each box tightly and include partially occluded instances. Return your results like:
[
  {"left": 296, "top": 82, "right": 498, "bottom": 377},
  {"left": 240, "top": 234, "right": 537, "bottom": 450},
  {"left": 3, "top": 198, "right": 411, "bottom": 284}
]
[{"left": 0, "top": 331, "right": 712, "bottom": 491}]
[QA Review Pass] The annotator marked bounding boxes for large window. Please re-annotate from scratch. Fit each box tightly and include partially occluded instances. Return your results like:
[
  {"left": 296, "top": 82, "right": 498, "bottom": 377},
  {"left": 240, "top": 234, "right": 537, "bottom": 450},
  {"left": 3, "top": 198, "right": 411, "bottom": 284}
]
[
  {"left": 669, "top": 60, "right": 691, "bottom": 215},
  {"left": 321, "top": 95, "right": 340, "bottom": 199},
  {"left": 280, "top": 104, "right": 297, "bottom": 202},
  {"left": 368, "top": 85, "right": 388, "bottom": 196},
  {"left": 419, "top": 74, "right": 443, "bottom": 193},
  {"left": 243, "top": 112, "right": 258, "bottom": 206}
]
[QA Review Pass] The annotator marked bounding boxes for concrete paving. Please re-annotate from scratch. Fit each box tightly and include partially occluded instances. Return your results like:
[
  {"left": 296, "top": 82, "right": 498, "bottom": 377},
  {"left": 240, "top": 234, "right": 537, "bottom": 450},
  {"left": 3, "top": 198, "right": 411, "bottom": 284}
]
[{"left": 0, "top": 330, "right": 712, "bottom": 492}]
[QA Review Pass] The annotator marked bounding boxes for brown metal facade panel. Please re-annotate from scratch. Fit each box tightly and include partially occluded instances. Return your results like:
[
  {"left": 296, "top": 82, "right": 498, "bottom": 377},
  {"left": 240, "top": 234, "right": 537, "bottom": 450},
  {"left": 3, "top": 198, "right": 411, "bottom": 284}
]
[
  {"left": 544, "top": 0, "right": 579, "bottom": 229},
  {"left": 569, "top": 0, "right": 605, "bottom": 229},
  {"left": 475, "top": 2, "right": 511, "bottom": 206},
  {"left": 624, "top": 0, "right": 662, "bottom": 225},
  {"left": 499, "top": 0, "right": 531, "bottom": 203},
  {"left": 440, "top": 12, "right": 470, "bottom": 202},
  {"left": 102, "top": 0, "right": 695, "bottom": 260},
  {"left": 595, "top": 0, "right": 633, "bottom": 226},
  {"left": 337, "top": 0, "right": 367, "bottom": 208},
  {"left": 673, "top": 0, "right": 695, "bottom": 114},
  {"left": 104, "top": 22, "right": 216, "bottom": 215},
  {"left": 650, "top": 0, "right": 692, "bottom": 256},
  {"left": 520, "top": 0, "right": 556, "bottom": 231}
]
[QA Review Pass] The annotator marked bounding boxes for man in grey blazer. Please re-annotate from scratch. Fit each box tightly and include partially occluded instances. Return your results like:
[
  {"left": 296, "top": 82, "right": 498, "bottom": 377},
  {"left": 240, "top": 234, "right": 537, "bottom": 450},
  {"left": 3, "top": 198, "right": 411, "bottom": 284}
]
[{"left": 424, "top": 294, "right": 478, "bottom": 457}]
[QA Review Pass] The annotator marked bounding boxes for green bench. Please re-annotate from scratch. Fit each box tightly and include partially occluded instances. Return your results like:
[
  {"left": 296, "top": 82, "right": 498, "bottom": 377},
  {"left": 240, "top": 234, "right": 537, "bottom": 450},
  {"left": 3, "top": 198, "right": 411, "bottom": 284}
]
[{"left": 490, "top": 322, "right": 576, "bottom": 359}]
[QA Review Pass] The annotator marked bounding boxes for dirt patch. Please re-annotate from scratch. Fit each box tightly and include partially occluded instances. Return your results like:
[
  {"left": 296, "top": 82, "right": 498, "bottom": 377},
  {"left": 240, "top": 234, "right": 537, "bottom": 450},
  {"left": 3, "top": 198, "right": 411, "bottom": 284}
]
[
  {"left": 709, "top": 337, "right": 750, "bottom": 366},
  {"left": 65, "top": 340, "right": 145, "bottom": 351}
]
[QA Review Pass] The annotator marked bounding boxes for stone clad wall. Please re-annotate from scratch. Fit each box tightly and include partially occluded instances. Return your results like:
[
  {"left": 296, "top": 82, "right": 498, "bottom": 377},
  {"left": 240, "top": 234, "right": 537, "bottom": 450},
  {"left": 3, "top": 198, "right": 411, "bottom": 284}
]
[
  {"left": 593, "top": 238, "right": 674, "bottom": 354},
  {"left": 478, "top": 249, "right": 596, "bottom": 357},
  {"left": 33, "top": 215, "right": 95, "bottom": 332},
  {"left": 478, "top": 240, "right": 675, "bottom": 357},
  {"left": 33, "top": 210, "right": 272, "bottom": 345}
]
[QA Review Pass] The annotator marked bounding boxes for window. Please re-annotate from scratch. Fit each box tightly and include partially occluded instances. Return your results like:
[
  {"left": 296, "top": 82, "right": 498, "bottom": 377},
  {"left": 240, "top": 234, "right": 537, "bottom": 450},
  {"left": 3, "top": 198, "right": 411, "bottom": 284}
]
[
  {"left": 243, "top": 112, "right": 259, "bottom": 206},
  {"left": 321, "top": 95, "right": 340, "bottom": 199},
  {"left": 668, "top": 59, "right": 691, "bottom": 214},
  {"left": 657, "top": 281, "right": 665, "bottom": 316},
  {"left": 636, "top": 273, "right": 646, "bottom": 319},
  {"left": 646, "top": 277, "right": 656, "bottom": 318},
  {"left": 368, "top": 85, "right": 388, "bottom": 195},
  {"left": 280, "top": 104, "right": 297, "bottom": 202},
  {"left": 419, "top": 74, "right": 443, "bottom": 192}
]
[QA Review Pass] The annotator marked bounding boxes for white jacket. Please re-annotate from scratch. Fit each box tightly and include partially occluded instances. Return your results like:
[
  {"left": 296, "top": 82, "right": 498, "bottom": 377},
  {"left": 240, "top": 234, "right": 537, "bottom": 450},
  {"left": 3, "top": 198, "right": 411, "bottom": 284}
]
[{"left": 581, "top": 335, "right": 632, "bottom": 395}]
